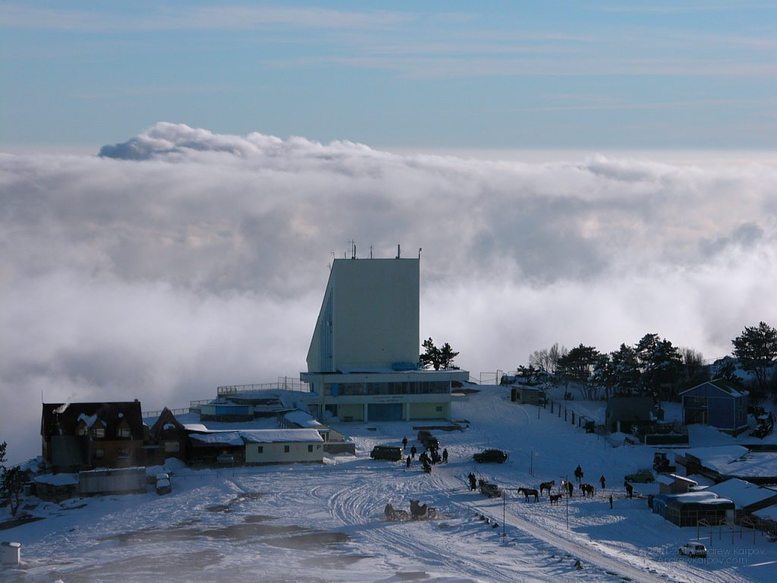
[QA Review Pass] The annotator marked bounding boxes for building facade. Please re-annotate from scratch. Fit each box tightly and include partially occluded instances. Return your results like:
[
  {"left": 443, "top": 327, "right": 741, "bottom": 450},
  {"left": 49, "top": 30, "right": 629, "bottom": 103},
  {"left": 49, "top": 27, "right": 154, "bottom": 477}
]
[
  {"left": 301, "top": 256, "right": 468, "bottom": 422},
  {"left": 680, "top": 379, "right": 749, "bottom": 433}
]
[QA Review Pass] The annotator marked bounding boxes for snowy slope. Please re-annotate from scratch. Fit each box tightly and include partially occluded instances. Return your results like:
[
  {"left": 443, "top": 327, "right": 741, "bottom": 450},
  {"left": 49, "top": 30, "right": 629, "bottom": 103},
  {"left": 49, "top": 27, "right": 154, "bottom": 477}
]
[{"left": 3, "top": 386, "right": 776, "bottom": 582}]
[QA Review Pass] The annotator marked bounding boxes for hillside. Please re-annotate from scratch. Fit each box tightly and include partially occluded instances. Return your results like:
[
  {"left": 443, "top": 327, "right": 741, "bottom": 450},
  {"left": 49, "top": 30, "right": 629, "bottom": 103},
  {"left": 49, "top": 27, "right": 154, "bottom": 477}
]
[{"left": 2, "top": 386, "right": 776, "bottom": 582}]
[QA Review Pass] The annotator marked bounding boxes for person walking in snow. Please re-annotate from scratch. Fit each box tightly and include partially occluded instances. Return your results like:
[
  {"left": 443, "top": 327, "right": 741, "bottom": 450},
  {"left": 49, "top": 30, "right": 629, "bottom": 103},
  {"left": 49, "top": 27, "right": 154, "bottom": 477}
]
[
  {"left": 406, "top": 455, "right": 411, "bottom": 469},
  {"left": 468, "top": 472, "right": 477, "bottom": 491},
  {"left": 574, "top": 465, "right": 584, "bottom": 483},
  {"left": 599, "top": 474, "right": 606, "bottom": 490},
  {"left": 402, "top": 436, "right": 408, "bottom": 450},
  {"left": 410, "top": 445, "right": 417, "bottom": 459},
  {"left": 609, "top": 494, "right": 613, "bottom": 509},
  {"left": 624, "top": 481, "right": 633, "bottom": 498},
  {"left": 442, "top": 448, "right": 448, "bottom": 463}
]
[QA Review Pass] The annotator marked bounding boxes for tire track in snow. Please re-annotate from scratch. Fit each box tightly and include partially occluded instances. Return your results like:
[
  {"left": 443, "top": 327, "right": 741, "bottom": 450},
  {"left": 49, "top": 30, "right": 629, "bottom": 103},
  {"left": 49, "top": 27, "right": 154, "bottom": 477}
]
[{"left": 325, "top": 471, "right": 554, "bottom": 582}]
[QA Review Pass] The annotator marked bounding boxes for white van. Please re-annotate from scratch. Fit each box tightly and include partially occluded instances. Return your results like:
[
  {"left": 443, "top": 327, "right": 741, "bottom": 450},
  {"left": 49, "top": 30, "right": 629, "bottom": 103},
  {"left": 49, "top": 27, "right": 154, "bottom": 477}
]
[{"left": 678, "top": 541, "right": 707, "bottom": 558}]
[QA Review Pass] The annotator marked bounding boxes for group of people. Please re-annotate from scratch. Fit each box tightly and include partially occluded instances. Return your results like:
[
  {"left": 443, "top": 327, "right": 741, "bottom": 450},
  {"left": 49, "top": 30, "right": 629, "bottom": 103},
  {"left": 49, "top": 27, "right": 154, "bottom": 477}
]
[{"left": 403, "top": 436, "right": 448, "bottom": 473}]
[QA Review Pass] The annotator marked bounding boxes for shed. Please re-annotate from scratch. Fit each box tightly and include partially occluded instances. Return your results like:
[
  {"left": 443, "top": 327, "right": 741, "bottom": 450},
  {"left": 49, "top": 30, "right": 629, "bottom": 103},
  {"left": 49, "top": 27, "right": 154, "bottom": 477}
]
[
  {"left": 604, "top": 396, "right": 654, "bottom": 433},
  {"left": 513, "top": 386, "right": 545, "bottom": 406},
  {"left": 243, "top": 429, "right": 324, "bottom": 464},
  {"left": 78, "top": 467, "right": 147, "bottom": 495},
  {"left": 33, "top": 472, "right": 79, "bottom": 501},
  {"left": 652, "top": 490, "right": 735, "bottom": 526},
  {"left": 656, "top": 473, "right": 698, "bottom": 495},
  {"left": 680, "top": 379, "right": 749, "bottom": 433}
]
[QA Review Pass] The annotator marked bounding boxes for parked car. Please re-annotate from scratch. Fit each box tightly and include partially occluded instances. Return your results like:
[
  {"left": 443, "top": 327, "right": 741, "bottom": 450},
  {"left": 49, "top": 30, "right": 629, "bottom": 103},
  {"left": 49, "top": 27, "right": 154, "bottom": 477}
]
[
  {"left": 479, "top": 481, "right": 502, "bottom": 498},
  {"left": 624, "top": 469, "right": 654, "bottom": 483},
  {"left": 678, "top": 541, "right": 707, "bottom": 558},
  {"left": 155, "top": 473, "right": 171, "bottom": 495},
  {"left": 370, "top": 445, "right": 403, "bottom": 461},
  {"left": 473, "top": 449, "right": 508, "bottom": 463}
]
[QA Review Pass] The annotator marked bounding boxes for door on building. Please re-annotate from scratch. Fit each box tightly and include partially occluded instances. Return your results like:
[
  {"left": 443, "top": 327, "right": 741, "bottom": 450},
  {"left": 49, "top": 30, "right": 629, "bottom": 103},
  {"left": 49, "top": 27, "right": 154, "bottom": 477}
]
[{"left": 367, "top": 403, "right": 403, "bottom": 422}]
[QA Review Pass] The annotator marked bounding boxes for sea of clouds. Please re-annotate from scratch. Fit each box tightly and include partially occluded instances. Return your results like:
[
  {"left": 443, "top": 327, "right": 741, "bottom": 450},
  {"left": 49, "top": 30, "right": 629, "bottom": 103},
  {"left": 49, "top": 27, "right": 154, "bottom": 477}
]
[{"left": 2, "top": 122, "right": 777, "bottom": 462}]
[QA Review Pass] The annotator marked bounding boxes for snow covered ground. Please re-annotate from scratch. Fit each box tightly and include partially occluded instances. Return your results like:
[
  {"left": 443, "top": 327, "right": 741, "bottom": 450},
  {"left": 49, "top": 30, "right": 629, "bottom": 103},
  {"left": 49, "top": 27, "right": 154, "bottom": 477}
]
[{"left": 3, "top": 386, "right": 777, "bottom": 582}]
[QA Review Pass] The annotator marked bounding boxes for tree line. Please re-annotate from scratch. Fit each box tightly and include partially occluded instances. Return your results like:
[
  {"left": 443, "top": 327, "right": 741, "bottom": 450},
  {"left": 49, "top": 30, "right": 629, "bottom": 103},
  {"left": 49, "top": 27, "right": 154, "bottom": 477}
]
[{"left": 518, "top": 322, "right": 777, "bottom": 402}]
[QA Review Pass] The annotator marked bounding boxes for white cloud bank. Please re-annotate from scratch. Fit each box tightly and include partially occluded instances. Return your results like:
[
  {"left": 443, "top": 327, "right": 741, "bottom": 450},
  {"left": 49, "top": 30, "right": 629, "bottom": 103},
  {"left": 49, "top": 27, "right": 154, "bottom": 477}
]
[{"left": 2, "top": 122, "right": 777, "bottom": 462}]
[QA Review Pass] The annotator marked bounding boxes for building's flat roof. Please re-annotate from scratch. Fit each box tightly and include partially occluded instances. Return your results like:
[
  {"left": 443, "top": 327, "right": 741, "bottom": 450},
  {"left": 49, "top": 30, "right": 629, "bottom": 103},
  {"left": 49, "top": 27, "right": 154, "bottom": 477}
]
[
  {"left": 189, "top": 428, "right": 324, "bottom": 444},
  {"left": 706, "top": 478, "right": 777, "bottom": 509}
]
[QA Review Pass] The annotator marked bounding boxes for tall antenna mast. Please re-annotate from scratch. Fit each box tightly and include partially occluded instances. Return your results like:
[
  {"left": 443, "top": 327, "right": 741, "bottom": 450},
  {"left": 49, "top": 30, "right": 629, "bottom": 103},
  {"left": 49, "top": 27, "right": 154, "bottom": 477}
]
[{"left": 396, "top": 244, "right": 401, "bottom": 259}]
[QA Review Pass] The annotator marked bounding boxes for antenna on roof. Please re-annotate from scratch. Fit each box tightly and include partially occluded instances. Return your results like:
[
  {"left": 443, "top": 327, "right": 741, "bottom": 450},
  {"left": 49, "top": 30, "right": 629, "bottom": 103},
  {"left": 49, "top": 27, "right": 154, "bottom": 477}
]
[
  {"left": 418, "top": 247, "right": 422, "bottom": 259},
  {"left": 370, "top": 245, "right": 373, "bottom": 259},
  {"left": 396, "top": 244, "right": 401, "bottom": 259},
  {"left": 352, "top": 241, "right": 357, "bottom": 259}
]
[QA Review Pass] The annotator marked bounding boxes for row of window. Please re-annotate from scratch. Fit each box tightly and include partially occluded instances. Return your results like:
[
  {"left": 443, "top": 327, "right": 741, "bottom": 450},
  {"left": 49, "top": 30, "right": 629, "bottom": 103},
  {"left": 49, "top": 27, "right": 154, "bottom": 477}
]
[
  {"left": 254, "top": 445, "right": 321, "bottom": 453},
  {"left": 76, "top": 423, "right": 132, "bottom": 439},
  {"left": 323, "top": 381, "right": 449, "bottom": 396}
]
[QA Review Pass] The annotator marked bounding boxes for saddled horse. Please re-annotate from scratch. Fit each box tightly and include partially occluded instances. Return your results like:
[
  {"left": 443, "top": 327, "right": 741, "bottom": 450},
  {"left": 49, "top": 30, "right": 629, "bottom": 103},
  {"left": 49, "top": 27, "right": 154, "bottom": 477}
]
[
  {"left": 580, "top": 483, "right": 596, "bottom": 497},
  {"left": 549, "top": 493, "right": 563, "bottom": 505},
  {"left": 539, "top": 480, "right": 555, "bottom": 496},
  {"left": 517, "top": 487, "right": 539, "bottom": 502}
]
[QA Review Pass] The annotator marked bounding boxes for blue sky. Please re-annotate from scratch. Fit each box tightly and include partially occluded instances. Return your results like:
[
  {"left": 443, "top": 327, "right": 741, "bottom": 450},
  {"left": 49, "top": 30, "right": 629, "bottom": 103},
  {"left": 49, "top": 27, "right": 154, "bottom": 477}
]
[{"left": 2, "top": 0, "right": 777, "bottom": 150}]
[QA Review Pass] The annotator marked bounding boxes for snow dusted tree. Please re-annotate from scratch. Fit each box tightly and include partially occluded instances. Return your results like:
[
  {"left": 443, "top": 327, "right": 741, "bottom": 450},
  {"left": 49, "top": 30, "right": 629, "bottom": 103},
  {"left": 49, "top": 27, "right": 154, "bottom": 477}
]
[
  {"left": 634, "top": 334, "right": 683, "bottom": 400},
  {"left": 0, "top": 442, "right": 26, "bottom": 517},
  {"left": 419, "top": 338, "right": 459, "bottom": 370},
  {"left": 732, "top": 321, "right": 777, "bottom": 399},
  {"left": 557, "top": 344, "right": 600, "bottom": 398},
  {"left": 680, "top": 347, "right": 709, "bottom": 389}
]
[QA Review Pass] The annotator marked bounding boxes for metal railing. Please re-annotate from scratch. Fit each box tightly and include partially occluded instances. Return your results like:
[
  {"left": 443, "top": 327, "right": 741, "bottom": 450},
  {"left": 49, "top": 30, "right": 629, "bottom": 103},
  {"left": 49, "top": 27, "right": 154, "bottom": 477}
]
[
  {"left": 142, "top": 407, "right": 191, "bottom": 419},
  {"left": 217, "top": 376, "right": 310, "bottom": 396}
]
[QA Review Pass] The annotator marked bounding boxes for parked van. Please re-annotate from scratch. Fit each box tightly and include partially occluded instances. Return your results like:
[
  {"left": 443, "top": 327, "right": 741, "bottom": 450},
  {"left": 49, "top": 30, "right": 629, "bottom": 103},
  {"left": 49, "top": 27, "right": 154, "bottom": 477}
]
[
  {"left": 678, "top": 541, "right": 707, "bottom": 558},
  {"left": 155, "top": 473, "right": 172, "bottom": 495},
  {"left": 370, "top": 445, "right": 403, "bottom": 461}
]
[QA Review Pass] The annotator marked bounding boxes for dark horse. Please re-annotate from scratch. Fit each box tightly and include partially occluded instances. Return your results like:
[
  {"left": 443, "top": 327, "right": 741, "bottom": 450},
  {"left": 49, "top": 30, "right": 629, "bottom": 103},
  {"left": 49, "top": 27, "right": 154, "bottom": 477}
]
[
  {"left": 518, "top": 487, "right": 539, "bottom": 502},
  {"left": 539, "top": 480, "right": 555, "bottom": 496},
  {"left": 580, "top": 483, "right": 595, "bottom": 497},
  {"left": 549, "top": 493, "right": 563, "bottom": 505}
]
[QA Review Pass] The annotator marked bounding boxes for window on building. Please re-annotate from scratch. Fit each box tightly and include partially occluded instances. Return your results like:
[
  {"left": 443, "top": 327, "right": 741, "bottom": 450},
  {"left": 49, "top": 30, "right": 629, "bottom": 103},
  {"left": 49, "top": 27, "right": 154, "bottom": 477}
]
[
  {"left": 308, "top": 445, "right": 313, "bottom": 453},
  {"left": 118, "top": 447, "right": 129, "bottom": 459},
  {"left": 435, "top": 406, "right": 443, "bottom": 413},
  {"left": 257, "top": 446, "right": 264, "bottom": 454},
  {"left": 117, "top": 422, "right": 131, "bottom": 438},
  {"left": 164, "top": 441, "right": 180, "bottom": 453},
  {"left": 284, "top": 445, "right": 290, "bottom": 453},
  {"left": 92, "top": 425, "right": 105, "bottom": 439},
  {"left": 76, "top": 422, "right": 88, "bottom": 436}
]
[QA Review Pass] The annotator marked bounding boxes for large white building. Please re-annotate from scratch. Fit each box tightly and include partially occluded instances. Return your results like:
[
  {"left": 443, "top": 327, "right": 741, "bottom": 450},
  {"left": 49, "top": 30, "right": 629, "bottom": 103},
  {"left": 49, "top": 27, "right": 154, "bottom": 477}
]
[{"left": 301, "top": 256, "right": 468, "bottom": 422}]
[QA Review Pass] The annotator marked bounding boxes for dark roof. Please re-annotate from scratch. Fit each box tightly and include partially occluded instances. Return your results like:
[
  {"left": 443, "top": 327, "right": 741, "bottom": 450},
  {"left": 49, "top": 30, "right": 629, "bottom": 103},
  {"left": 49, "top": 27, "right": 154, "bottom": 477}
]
[
  {"left": 148, "top": 407, "right": 186, "bottom": 439},
  {"left": 41, "top": 401, "right": 144, "bottom": 440},
  {"left": 679, "top": 378, "right": 747, "bottom": 398}
]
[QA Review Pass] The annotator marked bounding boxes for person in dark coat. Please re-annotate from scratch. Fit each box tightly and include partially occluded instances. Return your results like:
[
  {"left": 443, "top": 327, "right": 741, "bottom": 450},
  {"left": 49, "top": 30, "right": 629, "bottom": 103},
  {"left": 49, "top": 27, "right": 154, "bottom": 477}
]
[
  {"left": 442, "top": 448, "right": 448, "bottom": 463},
  {"left": 599, "top": 474, "right": 606, "bottom": 490},
  {"left": 468, "top": 472, "right": 477, "bottom": 491},
  {"left": 574, "top": 465, "right": 583, "bottom": 483},
  {"left": 410, "top": 445, "right": 417, "bottom": 459},
  {"left": 402, "top": 436, "right": 408, "bottom": 450},
  {"left": 566, "top": 480, "right": 574, "bottom": 497},
  {"left": 624, "top": 481, "right": 633, "bottom": 498},
  {"left": 609, "top": 494, "right": 613, "bottom": 509},
  {"left": 406, "top": 455, "right": 411, "bottom": 469}
]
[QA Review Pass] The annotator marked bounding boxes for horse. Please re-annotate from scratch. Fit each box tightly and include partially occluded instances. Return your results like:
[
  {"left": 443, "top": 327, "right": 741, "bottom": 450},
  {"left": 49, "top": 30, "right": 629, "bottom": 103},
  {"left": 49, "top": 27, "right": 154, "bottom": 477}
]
[
  {"left": 518, "top": 487, "right": 539, "bottom": 502},
  {"left": 549, "top": 493, "right": 563, "bottom": 505},
  {"left": 580, "top": 483, "right": 595, "bottom": 497},
  {"left": 539, "top": 480, "right": 555, "bottom": 496}
]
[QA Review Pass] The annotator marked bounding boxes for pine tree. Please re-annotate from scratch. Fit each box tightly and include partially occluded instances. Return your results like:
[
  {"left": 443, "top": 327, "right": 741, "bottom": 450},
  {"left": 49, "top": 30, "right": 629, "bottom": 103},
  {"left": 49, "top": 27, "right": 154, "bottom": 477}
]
[{"left": 732, "top": 322, "right": 777, "bottom": 399}]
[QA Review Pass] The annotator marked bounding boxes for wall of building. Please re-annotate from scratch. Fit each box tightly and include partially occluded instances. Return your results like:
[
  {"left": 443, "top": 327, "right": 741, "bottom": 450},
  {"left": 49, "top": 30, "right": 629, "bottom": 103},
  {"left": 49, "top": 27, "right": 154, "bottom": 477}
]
[
  {"left": 307, "top": 258, "right": 419, "bottom": 372},
  {"left": 409, "top": 402, "right": 449, "bottom": 420},
  {"left": 244, "top": 442, "right": 324, "bottom": 464},
  {"left": 336, "top": 403, "right": 365, "bottom": 422}
]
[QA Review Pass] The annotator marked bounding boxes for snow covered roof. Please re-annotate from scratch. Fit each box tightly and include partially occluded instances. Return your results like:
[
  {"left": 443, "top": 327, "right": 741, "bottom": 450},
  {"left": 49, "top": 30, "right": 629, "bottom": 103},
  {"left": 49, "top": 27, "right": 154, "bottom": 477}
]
[
  {"left": 682, "top": 445, "right": 749, "bottom": 465},
  {"left": 33, "top": 473, "right": 79, "bottom": 486},
  {"left": 189, "top": 428, "right": 324, "bottom": 445},
  {"left": 665, "top": 490, "right": 734, "bottom": 506},
  {"left": 706, "top": 478, "right": 777, "bottom": 509},
  {"left": 241, "top": 429, "right": 323, "bottom": 443},
  {"left": 753, "top": 504, "right": 777, "bottom": 522},
  {"left": 679, "top": 378, "right": 747, "bottom": 398},
  {"left": 284, "top": 410, "right": 324, "bottom": 428},
  {"left": 183, "top": 423, "right": 209, "bottom": 432},
  {"left": 655, "top": 473, "right": 697, "bottom": 486}
]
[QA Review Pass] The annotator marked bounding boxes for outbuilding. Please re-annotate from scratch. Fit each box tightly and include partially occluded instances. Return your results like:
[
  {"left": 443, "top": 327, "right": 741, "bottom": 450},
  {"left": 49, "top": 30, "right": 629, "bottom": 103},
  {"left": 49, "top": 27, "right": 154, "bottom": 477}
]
[
  {"left": 652, "top": 490, "right": 735, "bottom": 527},
  {"left": 680, "top": 379, "right": 749, "bottom": 434}
]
